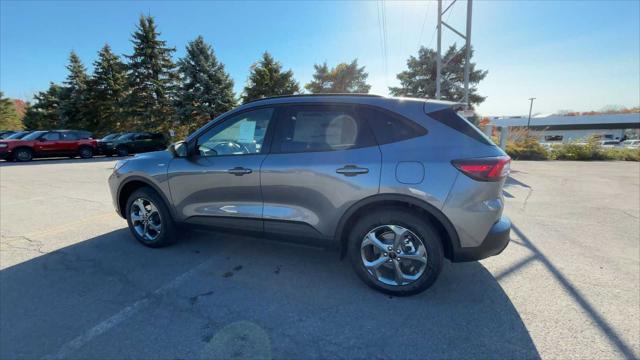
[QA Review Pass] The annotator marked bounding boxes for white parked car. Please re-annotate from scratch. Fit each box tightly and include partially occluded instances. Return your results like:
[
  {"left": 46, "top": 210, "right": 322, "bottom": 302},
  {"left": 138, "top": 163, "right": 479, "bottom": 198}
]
[
  {"left": 599, "top": 140, "right": 620, "bottom": 148},
  {"left": 620, "top": 139, "right": 640, "bottom": 149}
]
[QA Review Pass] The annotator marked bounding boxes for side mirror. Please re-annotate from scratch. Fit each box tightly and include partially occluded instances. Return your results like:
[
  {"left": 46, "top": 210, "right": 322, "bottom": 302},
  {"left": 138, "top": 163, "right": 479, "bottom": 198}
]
[{"left": 170, "top": 141, "right": 188, "bottom": 158}]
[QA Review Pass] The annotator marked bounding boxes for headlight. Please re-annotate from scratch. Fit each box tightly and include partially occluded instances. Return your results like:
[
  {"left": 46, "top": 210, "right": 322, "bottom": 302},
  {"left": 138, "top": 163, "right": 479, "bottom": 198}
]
[
  {"left": 0, "top": 143, "right": 7, "bottom": 148},
  {"left": 113, "top": 159, "right": 128, "bottom": 172}
]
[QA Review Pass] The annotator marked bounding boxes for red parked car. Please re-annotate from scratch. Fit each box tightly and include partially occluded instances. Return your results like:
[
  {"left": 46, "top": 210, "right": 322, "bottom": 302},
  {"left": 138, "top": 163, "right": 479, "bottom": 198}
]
[{"left": 0, "top": 130, "right": 97, "bottom": 162}]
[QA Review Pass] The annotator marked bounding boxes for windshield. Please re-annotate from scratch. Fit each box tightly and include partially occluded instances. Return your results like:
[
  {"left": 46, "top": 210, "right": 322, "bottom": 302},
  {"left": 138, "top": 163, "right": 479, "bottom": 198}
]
[
  {"left": 101, "top": 133, "right": 121, "bottom": 141},
  {"left": 6, "top": 131, "right": 29, "bottom": 139},
  {"left": 22, "top": 131, "right": 46, "bottom": 140}
]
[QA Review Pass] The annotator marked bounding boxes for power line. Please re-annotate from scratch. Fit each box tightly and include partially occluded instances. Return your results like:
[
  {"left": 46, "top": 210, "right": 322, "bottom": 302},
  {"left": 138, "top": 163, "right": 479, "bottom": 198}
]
[{"left": 416, "top": 2, "right": 430, "bottom": 51}]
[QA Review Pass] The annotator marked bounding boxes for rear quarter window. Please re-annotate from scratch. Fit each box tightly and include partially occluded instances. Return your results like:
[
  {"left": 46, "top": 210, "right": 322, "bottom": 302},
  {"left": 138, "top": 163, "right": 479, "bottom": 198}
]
[
  {"left": 358, "top": 106, "right": 427, "bottom": 145},
  {"left": 427, "top": 108, "right": 492, "bottom": 145}
]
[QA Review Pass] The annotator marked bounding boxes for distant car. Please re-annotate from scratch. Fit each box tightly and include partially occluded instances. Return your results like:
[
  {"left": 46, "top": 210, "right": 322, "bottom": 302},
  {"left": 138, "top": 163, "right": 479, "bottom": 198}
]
[
  {"left": 0, "top": 130, "right": 97, "bottom": 161},
  {"left": 599, "top": 140, "right": 619, "bottom": 148},
  {"left": 620, "top": 139, "right": 640, "bottom": 149},
  {"left": 4, "top": 131, "right": 32, "bottom": 140},
  {"left": 0, "top": 131, "right": 17, "bottom": 139},
  {"left": 97, "top": 133, "right": 126, "bottom": 155},
  {"left": 99, "top": 132, "right": 167, "bottom": 156}
]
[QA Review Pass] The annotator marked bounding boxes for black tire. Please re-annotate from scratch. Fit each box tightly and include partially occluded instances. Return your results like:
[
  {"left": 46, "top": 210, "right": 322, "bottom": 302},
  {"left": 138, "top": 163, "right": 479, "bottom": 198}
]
[
  {"left": 14, "top": 148, "right": 33, "bottom": 162},
  {"left": 78, "top": 146, "right": 93, "bottom": 159},
  {"left": 348, "top": 207, "right": 444, "bottom": 296},
  {"left": 125, "top": 187, "right": 177, "bottom": 248},
  {"left": 116, "top": 146, "right": 129, "bottom": 157}
]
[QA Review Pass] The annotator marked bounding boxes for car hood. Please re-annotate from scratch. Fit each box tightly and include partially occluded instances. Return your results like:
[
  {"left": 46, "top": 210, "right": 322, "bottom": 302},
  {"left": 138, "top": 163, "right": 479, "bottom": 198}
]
[{"left": 132, "top": 149, "right": 173, "bottom": 161}]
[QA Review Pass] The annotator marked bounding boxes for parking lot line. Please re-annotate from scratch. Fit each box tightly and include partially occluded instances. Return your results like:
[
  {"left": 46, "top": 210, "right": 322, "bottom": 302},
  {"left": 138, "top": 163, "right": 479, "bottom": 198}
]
[{"left": 44, "top": 258, "right": 215, "bottom": 359}]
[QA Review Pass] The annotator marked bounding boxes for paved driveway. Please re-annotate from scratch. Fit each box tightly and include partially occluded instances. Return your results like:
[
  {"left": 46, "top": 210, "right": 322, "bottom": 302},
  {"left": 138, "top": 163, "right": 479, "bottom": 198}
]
[{"left": 0, "top": 159, "right": 638, "bottom": 359}]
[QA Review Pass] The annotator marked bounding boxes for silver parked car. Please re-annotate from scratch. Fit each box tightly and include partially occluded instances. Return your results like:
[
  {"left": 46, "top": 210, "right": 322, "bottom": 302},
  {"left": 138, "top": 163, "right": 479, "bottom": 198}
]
[{"left": 108, "top": 95, "right": 511, "bottom": 295}]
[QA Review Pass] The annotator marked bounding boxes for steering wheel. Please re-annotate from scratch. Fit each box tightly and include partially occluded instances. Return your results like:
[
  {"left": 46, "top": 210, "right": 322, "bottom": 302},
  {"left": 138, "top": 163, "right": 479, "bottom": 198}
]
[{"left": 201, "top": 140, "right": 250, "bottom": 156}]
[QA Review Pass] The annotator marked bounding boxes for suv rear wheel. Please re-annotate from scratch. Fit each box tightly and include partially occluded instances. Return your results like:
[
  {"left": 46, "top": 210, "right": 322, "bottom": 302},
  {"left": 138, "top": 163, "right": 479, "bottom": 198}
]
[
  {"left": 348, "top": 207, "right": 444, "bottom": 296},
  {"left": 125, "top": 187, "right": 177, "bottom": 248},
  {"left": 78, "top": 146, "right": 93, "bottom": 159}
]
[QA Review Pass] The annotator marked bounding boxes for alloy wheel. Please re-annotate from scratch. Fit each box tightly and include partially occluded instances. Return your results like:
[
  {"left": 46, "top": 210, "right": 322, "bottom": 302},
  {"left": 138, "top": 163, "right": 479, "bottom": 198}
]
[
  {"left": 130, "top": 198, "right": 162, "bottom": 241},
  {"left": 360, "top": 225, "right": 428, "bottom": 286}
]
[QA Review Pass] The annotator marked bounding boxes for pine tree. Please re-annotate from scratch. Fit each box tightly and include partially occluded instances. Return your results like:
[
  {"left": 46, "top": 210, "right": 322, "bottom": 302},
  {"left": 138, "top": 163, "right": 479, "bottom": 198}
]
[
  {"left": 22, "top": 83, "right": 64, "bottom": 130},
  {"left": 389, "top": 44, "right": 487, "bottom": 106},
  {"left": 0, "top": 92, "right": 22, "bottom": 130},
  {"left": 125, "top": 15, "right": 178, "bottom": 132},
  {"left": 242, "top": 52, "right": 299, "bottom": 103},
  {"left": 59, "top": 51, "right": 89, "bottom": 128},
  {"left": 86, "top": 44, "right": 129, "bottom": 135},
  {"left": 305, "top": 60, "right": 371, "bottom": 94},
  {"left": 175, "top": 36, "right": 236, "bottom": 132}
]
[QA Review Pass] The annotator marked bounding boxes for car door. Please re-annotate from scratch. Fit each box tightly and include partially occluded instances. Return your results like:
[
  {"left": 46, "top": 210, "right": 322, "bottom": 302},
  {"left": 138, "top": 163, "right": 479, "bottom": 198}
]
[
  {"left": 34, "top": 131, "right": 61, "bottom": 155},
  {"left": 260, "top": 103, "right": 382, "bottom": 242},
  {"left": 131, "top": 133, "right": 150, "bottom": 153},
  {"left": 167, "top": 107, "right": 275, "bottom": 232},
  {"left": 59, "top": 131, "right": 79, "bottom": 154}
]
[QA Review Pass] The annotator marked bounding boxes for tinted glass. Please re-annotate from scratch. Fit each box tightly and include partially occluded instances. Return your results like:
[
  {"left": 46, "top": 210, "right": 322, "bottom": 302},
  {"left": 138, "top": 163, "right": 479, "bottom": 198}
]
[
  {"left": 275, "top": 105, "right": 375, "bottom": 153},
  {"left": 42, "top": 132, "right": 60, "bottom": 141},
  {"left": 197, "top": 108, "right": 273, "bottom": 156},
  {"left": 118, "top": 133, "right": 135, "bottom": 140},
  {"left": 22, "top": 131, "right": 46, "bottom": 140},
  {"left": 137, "top": 133, "right": 152, "bottom": 140},
  {"left": 428, "top": 108, "right": 492, "bottom": 145},
  {"left": 61, "top": 132, "right": 77, "bottom": 140},
  {"left": 359, "top": 106, "right": 427, "bottom": 145},
  {"left": 6, "top": 131, "right": 30, "bottom": 139}
]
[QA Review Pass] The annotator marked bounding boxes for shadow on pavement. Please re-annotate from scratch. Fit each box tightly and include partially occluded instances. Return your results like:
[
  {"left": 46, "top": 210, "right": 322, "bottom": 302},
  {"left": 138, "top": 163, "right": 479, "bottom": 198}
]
[
  {"left": 0, "top": 229, "right": 540, "bottom": 359},
  {"left": 498, "top": 224, "right": 637, "bottom": 360}
]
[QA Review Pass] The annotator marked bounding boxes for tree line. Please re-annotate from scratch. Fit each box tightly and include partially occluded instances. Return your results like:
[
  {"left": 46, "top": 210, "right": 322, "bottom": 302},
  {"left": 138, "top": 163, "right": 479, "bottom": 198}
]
[{"left": 2, "top": 15, "right": 487, "bottom": 137}]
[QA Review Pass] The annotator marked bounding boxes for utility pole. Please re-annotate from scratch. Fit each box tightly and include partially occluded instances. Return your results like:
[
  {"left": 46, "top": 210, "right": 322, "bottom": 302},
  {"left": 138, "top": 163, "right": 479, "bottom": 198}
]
[
  {"left": 436, "top": 0, "right": 442, "bottom": 100},
  {"left": 527, "top": 97, "right": 536, "bottom": 128},
  {"left": 436, "top": 0, "right": 473, "bottom": 109}
]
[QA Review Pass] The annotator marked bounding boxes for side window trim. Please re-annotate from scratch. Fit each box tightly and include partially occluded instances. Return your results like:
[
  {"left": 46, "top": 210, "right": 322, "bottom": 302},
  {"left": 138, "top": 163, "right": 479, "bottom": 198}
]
[
  {"left": 270, "top": 103, "right": 377, "bottom": 155},
  {"left": 193, "top": 106, "right": 276, "bottom": 158}
]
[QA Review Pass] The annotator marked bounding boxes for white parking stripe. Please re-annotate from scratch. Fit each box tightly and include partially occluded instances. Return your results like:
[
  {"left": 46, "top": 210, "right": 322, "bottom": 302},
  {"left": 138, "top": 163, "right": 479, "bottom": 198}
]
[{"left": 43, "top": 259, "right": 214, "bottom": 359}]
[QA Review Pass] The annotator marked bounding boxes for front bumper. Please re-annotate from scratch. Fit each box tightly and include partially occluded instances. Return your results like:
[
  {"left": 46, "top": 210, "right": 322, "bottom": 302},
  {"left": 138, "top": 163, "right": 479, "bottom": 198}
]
[{"left": 452, "top": 216, "right": 511, "bottom": 262}]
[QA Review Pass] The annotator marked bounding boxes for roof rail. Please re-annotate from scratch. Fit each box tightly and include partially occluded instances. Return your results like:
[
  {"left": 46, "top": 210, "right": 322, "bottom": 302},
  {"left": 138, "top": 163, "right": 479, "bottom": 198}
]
[{"left": 243, "top": 93, "right": 384, "bottom": 105}]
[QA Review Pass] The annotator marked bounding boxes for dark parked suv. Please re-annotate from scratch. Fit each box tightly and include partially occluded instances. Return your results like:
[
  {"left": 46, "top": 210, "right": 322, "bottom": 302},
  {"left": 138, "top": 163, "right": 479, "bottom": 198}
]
[
  {"left": 99, "top": 132, "right": 167, "bottom": 156},
  {"left": 108, "top": 95, "right": 511, "bottom": 295}
]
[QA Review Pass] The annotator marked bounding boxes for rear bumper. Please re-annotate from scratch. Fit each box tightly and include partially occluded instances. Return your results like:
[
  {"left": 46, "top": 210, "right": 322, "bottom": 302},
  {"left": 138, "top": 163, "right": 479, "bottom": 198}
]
[{"left": 451, "top": 216, "right": 511, "bottom": 262}]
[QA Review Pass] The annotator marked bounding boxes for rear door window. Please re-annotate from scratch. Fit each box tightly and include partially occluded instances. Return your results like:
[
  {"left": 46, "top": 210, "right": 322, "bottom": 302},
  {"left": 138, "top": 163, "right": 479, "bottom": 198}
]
[
  {"left": 41, "top": 132, "right": 60, "bottom": 141},
  {"left": 61, "top": 132, "right": 77, "bottom": 140},
  {"left": 273, "top": 104, "right": 376, "bottom": 153}
]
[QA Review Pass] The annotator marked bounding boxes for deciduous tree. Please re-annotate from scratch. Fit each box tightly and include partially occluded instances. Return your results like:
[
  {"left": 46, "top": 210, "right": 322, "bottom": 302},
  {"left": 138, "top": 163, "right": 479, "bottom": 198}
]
[{"left": 0, "top": 92, "right": 22, "bottom": 130}]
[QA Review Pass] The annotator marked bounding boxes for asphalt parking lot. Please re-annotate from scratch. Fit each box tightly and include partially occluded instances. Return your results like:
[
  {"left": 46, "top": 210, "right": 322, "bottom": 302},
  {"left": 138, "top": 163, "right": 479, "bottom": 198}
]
[{"left": 1, "top": 158, "right": 638, "bottom": 359}]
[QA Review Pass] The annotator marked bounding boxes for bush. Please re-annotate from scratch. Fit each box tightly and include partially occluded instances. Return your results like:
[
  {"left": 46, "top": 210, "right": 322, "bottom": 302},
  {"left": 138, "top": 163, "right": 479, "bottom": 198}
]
[
  {"left": 549, "top": 137, "right": 640, "bottom": 161},
  {"left": 505, "top": 135, "right": 549, "bottom": 160}
]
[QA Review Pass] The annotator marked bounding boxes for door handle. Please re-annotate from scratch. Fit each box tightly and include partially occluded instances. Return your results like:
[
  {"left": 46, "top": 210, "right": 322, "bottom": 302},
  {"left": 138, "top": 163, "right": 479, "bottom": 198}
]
[
  {"left": 227, "top": 167, "right": 253, "bottom": 176},
  {"left": 336, "top": 165, "right": 369, "bottom": 176}
]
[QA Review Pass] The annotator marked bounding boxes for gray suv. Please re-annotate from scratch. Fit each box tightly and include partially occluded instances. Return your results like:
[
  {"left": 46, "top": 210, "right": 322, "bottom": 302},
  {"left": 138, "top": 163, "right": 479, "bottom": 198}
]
[{"left": 108, "top": 95, "right": 511, "bottom": 295}]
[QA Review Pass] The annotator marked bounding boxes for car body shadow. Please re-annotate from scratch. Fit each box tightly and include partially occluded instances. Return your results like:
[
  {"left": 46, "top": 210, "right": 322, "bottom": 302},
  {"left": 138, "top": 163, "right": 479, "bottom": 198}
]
[{"left": 0, "top": 229, "right": 539, "bottom": 359}]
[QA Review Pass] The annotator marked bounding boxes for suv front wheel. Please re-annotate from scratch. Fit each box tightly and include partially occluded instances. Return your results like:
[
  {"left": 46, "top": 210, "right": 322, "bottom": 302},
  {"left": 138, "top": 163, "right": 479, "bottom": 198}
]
[
  {"left": 348, "top": 207, "right": 444, "bottom": 296},
  {"left": 125, "top": 187, "right": 177, "bottom": 248}
]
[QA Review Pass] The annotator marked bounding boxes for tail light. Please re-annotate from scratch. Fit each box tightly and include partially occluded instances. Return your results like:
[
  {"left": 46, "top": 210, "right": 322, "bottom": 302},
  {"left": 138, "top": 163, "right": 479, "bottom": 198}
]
[{"left": 452, "top": 156, "right": 511, "bottom": 182}]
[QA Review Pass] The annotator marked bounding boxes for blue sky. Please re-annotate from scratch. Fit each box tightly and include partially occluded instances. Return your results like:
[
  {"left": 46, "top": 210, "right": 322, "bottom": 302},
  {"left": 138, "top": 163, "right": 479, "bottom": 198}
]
[{"left": 1, "top": 0, "right": 638, "bottom": 116}]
